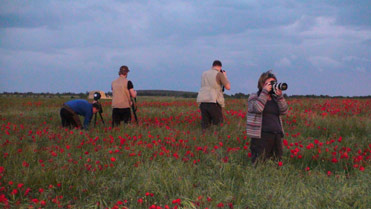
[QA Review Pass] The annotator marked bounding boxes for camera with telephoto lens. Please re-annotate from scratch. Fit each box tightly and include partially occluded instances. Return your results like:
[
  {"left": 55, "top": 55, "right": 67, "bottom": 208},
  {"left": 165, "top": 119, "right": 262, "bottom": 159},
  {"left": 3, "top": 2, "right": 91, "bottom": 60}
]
[
  {"left": 93, "top": 92, "right": 103, "bottom": 114},
  {"left": 94, "top": 92, "right": 101, "bottom": 101},
  {"left": 92, "top": 92, "right": 105, "bottom": 126},
  {"left": 270, "top": 81, "right": 288, "bottom": 95}
]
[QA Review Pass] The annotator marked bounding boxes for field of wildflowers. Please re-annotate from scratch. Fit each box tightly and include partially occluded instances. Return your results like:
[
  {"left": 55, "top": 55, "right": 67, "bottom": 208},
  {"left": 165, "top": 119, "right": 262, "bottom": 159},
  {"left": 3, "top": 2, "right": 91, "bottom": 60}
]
[{"left": 0, "top": 96, "right": 370, "bottom": 208}]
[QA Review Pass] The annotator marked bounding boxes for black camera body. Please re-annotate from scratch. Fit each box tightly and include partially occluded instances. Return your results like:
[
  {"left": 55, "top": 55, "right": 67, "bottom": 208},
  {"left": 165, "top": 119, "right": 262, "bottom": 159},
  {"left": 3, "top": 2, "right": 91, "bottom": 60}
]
[
  {"left": 220, "top": 69, "right": 226, "bottom": 92},
  {"left": 93, "top": 92, "right": 103, "bottom": 114},
  {"left": 270, "top": 81, "right": 288, "bottom": 95},
  {"left": 93, "top": 92, "right": 101, "bottom": 101},
  {"left": 92, "top": 92, "right": 105, "bottom": 126}
]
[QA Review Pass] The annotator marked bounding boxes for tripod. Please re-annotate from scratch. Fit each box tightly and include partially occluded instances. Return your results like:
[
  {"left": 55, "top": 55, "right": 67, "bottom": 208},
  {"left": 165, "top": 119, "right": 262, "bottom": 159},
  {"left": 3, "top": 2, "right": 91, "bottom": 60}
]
[
  {"left": 131, "top": 97, "right": 138, "bottom": 124},
  {"left": 94, "top": 108, "right": 105, "bottom": 127},
  {"left": 92, "top": 92, "right": 105, "bottom": 127}
]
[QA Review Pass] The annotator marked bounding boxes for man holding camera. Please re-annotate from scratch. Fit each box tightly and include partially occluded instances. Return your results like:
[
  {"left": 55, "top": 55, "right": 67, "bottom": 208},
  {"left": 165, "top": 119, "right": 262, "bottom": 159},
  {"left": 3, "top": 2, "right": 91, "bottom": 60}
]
[
  {"left": 60, "top": 99, "right": 101, "bottom": 130},
  {"left": 197, "top": 60, "right": 231, "bottom": 130},
  {"left": 111, "top": 65, "right": 137, "bottom": 126}
]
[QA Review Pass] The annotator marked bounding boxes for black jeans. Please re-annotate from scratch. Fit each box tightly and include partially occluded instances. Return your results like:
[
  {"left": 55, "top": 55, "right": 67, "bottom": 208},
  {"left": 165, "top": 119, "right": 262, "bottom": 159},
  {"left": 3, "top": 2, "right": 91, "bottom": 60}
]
[
  {"left": 200, "top": 103, "right": 223, "bottom": 130},
  {"left": 112, "top": 108, "right": 131, "bottom": 126},
  {"left": 60, "top": 105, "right": 82, "bottom": 129},
  {"left": 250, "top": 132, "right": 283, "bottom": 164}
]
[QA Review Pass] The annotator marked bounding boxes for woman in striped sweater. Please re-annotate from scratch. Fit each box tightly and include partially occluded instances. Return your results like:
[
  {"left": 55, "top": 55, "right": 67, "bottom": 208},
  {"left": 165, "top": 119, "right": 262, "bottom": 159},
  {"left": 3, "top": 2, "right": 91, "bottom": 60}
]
[{"left": 247, "top": 71, "right": 288, "bottom": 164}]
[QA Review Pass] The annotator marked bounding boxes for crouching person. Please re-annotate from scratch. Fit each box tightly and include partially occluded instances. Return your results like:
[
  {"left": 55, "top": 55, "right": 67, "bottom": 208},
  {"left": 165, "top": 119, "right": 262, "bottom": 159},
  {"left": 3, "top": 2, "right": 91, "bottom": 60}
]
[
  {"left": 247, "top": 71, "right": 288, "bottom": 164},
  {"left": 60, "top": 99, "right": 100, "bottom": 130}
]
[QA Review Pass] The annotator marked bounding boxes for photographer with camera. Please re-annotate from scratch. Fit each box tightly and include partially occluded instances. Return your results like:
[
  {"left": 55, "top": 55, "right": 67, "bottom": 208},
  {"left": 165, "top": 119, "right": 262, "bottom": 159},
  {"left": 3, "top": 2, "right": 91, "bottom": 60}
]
[
  {"left": 247, "top": 70, "right": 288, "bottom": 164},
  {"left": 111, "top": 65, "right": 137, "bottom": 126},
  {"left": 197, "top": 60, "right": 230, "bottom": 130},
  {"left": 60, "top": 99, "right": 101, "bottom": 130}
]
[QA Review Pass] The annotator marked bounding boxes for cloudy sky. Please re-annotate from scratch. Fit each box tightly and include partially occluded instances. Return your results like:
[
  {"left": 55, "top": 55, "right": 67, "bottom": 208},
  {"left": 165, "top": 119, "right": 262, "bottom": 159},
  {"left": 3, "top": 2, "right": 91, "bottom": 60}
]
[{"left": 0, "top": 0, "right": 370, "bottom": 96}]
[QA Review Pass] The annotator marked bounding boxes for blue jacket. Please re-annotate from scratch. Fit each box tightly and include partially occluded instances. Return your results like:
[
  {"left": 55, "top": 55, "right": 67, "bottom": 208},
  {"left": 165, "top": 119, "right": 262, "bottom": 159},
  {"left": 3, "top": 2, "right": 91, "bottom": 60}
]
[{"left": 65, "top": 99, "right": 93, "bottom": 130}]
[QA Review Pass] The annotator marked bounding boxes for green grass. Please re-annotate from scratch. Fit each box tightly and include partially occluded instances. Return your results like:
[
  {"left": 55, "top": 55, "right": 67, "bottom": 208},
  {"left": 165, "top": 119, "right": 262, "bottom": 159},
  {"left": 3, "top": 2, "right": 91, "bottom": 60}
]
[{"left": 0, "top": 96, "right": 370, "bottom": 208}]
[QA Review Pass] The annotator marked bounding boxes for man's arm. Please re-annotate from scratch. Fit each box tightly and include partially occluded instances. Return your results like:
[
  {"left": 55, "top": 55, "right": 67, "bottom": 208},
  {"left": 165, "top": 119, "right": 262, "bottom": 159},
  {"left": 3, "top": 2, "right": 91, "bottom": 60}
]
[
  {"left": 130, "top": 89, "right": 137, "bottom": 98},
  {"left": 217, "top": 72, "right": 231, "bottom": 90},
  {"left": 128, "top": 80, "right": 137, "bottom": 98},
  {"left": 83, "top": 111, "right": 92, "bottom": 130},
  {"left": 224, "top": 83, "right": 231, "bottom": 90}
]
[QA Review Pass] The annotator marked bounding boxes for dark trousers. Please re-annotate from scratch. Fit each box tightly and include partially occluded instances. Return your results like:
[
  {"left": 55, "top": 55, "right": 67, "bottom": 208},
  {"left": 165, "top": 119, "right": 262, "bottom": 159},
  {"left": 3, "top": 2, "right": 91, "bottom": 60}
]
[
  {"left": 200, "top": 103, "right": 223, "bottom": 130},
  {"left": 112, "top": 108, "right": 131, "bottom": 126},
  {"left": 250, "top": 132, "right": 283, "bottom": 164},
  {"left": 60, "top": 105, "right": 82, "bottom": 129}
]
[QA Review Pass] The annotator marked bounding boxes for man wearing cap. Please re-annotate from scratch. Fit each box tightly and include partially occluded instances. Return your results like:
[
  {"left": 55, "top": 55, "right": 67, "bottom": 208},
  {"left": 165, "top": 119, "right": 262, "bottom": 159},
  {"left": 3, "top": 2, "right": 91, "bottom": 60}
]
[
  {"left": 197, "top": 60, "right": 231, "bottom": 130},
  {"left": 111, "top": 65, "right": 137, "bottom": 126},
  {"left": 60, "top": 99, "right": 100, "bottom": 130}
]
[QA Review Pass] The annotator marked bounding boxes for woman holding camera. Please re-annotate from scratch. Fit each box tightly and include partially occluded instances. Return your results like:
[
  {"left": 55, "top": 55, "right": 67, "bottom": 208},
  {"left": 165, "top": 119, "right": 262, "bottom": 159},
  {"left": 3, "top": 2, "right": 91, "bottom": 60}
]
[{"left": 247, "top": 71, "right": 288, "bottom": 164}]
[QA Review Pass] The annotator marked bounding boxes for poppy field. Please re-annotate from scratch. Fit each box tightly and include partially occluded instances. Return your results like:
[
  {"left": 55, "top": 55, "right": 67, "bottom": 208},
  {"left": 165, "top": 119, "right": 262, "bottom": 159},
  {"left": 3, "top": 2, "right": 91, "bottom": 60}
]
[{"left": 0, "top": 96, "right": 370, "bottom": 208}]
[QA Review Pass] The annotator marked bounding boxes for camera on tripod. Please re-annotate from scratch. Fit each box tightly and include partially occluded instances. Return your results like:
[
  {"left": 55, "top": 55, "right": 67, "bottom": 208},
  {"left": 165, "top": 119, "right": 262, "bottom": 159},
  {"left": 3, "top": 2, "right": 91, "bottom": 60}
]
[
  {"left": 93, "top": 92, "right": 103, "bottom": 114},
  {"left": 270, "top": 81, "right": 288, "bottom": 95},
  {"left": 93, "top": 92, "right": 104, "bottom": 126}
]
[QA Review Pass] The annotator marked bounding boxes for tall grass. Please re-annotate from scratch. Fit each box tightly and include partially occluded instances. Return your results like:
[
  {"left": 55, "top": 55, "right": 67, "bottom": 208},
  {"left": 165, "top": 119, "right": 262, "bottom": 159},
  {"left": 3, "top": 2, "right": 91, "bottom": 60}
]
[{"left": 0, "top": 96, "right": 369, "bottom": 208}]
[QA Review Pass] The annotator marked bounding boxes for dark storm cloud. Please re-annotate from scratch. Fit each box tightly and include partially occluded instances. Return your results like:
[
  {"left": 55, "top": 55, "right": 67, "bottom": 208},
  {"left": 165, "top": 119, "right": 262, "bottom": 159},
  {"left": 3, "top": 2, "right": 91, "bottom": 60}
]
[{"left": 0, "top": 0, "right": 370, "bottom": 96}]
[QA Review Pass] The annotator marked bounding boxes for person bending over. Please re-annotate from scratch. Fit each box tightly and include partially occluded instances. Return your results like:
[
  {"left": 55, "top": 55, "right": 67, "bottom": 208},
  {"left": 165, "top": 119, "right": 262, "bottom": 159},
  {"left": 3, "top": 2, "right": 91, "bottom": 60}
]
[{"left": 60, "top": 99, "right": 100, "bottom": 130}]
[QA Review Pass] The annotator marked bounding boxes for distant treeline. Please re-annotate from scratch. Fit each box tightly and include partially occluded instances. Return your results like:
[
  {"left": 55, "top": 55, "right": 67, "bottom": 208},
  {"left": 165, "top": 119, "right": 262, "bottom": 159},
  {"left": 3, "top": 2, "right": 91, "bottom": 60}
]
[
  {"left": 0, "top": 92, "right": 88, "bottom": 99},
  {"left": 1, "top": 91, "right": 370, "bottom": 99},
  {"left": 288, "top": 94, "right": 371, "bottom": 99},
  {"left": 136, "top": 90, "right": 197, "bottom": 98}
]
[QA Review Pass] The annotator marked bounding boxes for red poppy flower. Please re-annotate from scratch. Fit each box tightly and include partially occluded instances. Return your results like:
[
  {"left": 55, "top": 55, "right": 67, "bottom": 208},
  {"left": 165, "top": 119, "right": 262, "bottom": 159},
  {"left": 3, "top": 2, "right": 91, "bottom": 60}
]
[{"left": 217, "top": 202, "right": 224, "bottom": 207}]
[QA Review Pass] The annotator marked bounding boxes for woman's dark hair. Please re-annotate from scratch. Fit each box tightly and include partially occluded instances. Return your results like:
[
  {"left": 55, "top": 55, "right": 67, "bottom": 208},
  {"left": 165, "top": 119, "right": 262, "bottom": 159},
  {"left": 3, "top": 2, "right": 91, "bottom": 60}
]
[{"left": 258, "top": 70, "right": 277, "bottom": 91}]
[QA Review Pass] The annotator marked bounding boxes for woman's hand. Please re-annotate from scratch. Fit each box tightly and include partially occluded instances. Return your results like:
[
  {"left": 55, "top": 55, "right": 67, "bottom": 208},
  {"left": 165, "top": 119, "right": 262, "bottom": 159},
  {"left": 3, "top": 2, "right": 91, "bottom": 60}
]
[
  {"left": 275, "top": 88, "right": 282, "bottom": 96},
  {"left": 263, "top": 82, "right": 272, "bottom": 92}
]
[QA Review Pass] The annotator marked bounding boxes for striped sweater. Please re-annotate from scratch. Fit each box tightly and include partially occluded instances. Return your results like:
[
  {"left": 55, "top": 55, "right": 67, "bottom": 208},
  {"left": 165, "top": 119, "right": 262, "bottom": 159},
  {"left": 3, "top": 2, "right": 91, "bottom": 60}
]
[{"left": 246, "top": 89, "right": 288, "bottom": 138}]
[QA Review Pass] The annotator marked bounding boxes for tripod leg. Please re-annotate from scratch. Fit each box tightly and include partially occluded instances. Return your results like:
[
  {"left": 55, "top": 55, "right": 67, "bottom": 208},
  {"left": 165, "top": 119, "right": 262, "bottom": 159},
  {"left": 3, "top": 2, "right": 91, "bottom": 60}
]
[
  {"left": 94, "top": 113, "right": 97, "bottom": 127},
  {"left": 99, "top": 112, "right": 105, "bottom": 124}
]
